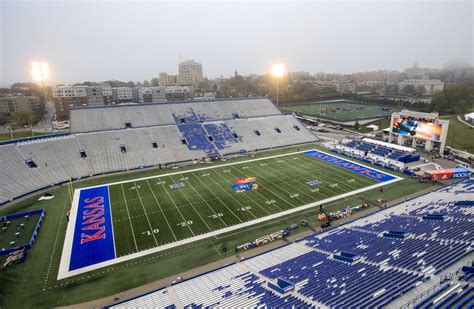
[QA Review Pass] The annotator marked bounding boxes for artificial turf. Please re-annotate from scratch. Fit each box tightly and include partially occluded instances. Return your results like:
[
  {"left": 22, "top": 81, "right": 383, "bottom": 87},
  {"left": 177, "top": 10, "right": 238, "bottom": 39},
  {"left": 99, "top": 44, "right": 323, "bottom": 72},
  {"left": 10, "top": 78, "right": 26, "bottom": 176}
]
[
  {"left": 0, "top": 213, "right": 41, "bottom": 250},
  {"left": 106, "top": 151, "right": 379, "bottom": 258},
  {"left": 0, "top": 144, "right": 436, "bottom": 307}
]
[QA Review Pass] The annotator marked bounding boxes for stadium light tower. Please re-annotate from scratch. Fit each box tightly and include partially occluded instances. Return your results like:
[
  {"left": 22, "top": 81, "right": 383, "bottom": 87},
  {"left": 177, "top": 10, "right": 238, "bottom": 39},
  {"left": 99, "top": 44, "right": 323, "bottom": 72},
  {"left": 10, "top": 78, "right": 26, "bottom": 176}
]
[
  {"left": 32, "top": 61, "right": 49, "bottom": 87},
  {"left": 32, "top": 61, "right": 51, "bottom": 131},
  {"left": 271, "top": 63, "right": 284, "bottom": 107}
]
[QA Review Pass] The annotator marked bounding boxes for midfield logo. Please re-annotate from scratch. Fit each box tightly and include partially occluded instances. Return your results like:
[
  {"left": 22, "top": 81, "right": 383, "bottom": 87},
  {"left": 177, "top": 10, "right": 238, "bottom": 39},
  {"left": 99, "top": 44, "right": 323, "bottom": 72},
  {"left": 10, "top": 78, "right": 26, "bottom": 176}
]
[{"left": 231, "top": 177, "right": 259, "bottom": 193}]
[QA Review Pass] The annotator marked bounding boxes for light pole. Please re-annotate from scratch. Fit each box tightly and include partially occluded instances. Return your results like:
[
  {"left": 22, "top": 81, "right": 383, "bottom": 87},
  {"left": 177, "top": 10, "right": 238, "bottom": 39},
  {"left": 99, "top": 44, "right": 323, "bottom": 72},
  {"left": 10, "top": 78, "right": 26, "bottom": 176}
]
[
  {"left": 31, "top": 62, "right": 50, "bottom": 131},
  {"left": 7, "top": 126, "right": 13, "bottom": 140},
  {"left": 276, "top": 78, "right": 279, "bottom": 107},
  {"left": 271, "top": 64, "right": 284, "bottom": 107}
]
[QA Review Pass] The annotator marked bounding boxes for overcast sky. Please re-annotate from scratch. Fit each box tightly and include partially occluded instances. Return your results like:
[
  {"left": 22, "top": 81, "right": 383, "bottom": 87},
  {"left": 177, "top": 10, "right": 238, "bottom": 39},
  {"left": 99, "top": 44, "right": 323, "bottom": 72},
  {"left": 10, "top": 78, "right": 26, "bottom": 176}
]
[{"left": 0, "top": 0, "right": 472, "bottom": 86}]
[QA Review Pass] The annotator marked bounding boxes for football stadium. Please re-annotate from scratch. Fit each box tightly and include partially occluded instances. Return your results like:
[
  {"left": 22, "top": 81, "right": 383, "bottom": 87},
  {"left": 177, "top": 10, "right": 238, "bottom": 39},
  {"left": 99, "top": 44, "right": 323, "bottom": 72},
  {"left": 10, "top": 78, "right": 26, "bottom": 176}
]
[{"left": 0, "top": 98, "right": 472, "bottom": 308}]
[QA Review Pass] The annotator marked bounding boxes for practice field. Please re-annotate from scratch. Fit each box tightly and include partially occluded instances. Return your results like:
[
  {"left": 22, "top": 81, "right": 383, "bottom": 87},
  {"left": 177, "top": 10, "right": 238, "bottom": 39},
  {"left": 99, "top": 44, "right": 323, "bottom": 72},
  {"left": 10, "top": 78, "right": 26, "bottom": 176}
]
[
  {"left": 59, "top": 149, "right": 401, "bottom": 279},
  {"left": 0, "top": 212, "right": 42, "bottom": 250},
  {"left": 281, "top": 101, "right": 398, "bottom": 122}
]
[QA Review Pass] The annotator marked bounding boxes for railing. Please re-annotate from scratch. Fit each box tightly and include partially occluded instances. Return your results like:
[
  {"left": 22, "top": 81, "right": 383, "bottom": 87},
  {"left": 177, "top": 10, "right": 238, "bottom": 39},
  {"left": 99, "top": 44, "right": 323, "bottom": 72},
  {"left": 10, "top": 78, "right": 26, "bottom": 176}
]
[
  {"left": 401, "top": 262, "right": 474, "bottom": 309},
  {"left": 400, "top": 279, "right": 448, "bottom": 309}
]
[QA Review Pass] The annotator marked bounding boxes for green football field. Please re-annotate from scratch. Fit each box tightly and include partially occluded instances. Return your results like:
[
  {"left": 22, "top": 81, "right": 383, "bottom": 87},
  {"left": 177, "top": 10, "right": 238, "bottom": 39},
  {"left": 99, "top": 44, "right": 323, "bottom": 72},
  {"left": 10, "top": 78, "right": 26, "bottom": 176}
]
[
  {"left": 281, "top": 101, "right": 398, "bottom": 121},
  {"left": 107, "top": 151, "right": 380, "bottom": 258}
]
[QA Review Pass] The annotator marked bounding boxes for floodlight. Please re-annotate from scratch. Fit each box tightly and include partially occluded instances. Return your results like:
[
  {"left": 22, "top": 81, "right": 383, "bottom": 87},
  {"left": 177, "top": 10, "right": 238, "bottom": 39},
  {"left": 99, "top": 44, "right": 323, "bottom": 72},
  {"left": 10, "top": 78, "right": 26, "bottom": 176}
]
[
  {"left": 271, "top": 64, "right": 284, "bottom": 78},
  {"left": 32, "top": 62, "right": 49, "bottom": 82}
]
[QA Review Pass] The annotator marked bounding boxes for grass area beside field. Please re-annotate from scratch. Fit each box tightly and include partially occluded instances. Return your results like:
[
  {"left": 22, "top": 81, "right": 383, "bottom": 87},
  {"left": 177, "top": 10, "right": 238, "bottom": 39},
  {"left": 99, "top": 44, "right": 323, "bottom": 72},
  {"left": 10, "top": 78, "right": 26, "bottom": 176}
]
[
  {"left": 443, "top": 115, "right": 474, "bottom": 154},
  {"left": 0, "top": 144, "right": 437, "bottom": 307},
  {"left": 0, "top": 131, "right": 49, "bottom": 142},
  {"left": 351, "top": 118, "right": 391, "bottom": 133}
]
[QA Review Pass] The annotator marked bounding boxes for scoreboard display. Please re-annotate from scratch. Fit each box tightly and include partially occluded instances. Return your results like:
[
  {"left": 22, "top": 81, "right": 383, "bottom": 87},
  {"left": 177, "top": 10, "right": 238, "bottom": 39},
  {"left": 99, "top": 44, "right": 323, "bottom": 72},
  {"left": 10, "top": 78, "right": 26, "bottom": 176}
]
[{"left": 392, "top": 115, "right": 443, "bottom": 141}]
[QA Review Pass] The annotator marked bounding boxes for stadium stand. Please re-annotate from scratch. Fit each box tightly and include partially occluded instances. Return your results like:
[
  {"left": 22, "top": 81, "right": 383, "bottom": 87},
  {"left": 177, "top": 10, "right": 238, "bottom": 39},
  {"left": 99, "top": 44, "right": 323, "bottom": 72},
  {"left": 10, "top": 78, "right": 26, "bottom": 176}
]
[
  {"left": 342, "top": 139, "right": 420, "bottom": 164},
  {"left": 69, "top": 98, "right": 282, "bottom": 133},
  {"left": 406, "top": 264, "right": 474, "bottom": 308},
  {"left": 0, "top": 98, "right": 316, "bottom": 204},
  {"left": 110, "top": 179, "right": 474, "bottom": 308}
]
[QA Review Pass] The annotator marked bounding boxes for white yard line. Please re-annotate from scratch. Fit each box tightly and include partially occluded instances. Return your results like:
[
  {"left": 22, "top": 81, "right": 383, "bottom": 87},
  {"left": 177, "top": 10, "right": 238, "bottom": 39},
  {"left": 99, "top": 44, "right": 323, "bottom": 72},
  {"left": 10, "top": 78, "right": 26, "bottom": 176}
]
[
  {"left": 210, "top": 240, "right": 222, "bottom": 256},
  {"left": 210, "top": 170, "right": 269, "bottom": 217},
  {"left": 252, "top": 161, "right": 319, "bottom": 202},
  {"left": 184, "top": 174, "right": 229, "bottom": 228},
  {"left": 77, "top": 149, "right": 328, "bottom": 189},
  {"left": 157, "top": 176, "right": 196, "bottom": 237},
  {"left": 277, "top": 156, "right": 366, "bottom": 196},
  {"left": 121, "top": 184, "right": 139, "bottom": 252},
  {"left": 144, "top": 179, "right": 178, "bottom": 242},
  {"left": 107, "top": 186, "right": 118, "bottom": 259},
  {"left": 133, "top": 181, "right": 159, "bottom": 247},
  {"left": 226, "top": 166, "right": 287, "bottom": 212},
  {"left": 167, "top": 174, "right": 214, "bottom": 233},
  {"left": 57, "top": 149, "right": 403, "bottom": 280},
  {"left": 231, "top": 164, "right": 300, "bottom": 209},
  {"left": 297, "top": 154, "right": 375, "bottom": 188},
  {"left": 79, "top": 149, "right": 399, "bottom": 191},
  {"left": 197, "top": 172, "right": 252, "bottom": 222}
]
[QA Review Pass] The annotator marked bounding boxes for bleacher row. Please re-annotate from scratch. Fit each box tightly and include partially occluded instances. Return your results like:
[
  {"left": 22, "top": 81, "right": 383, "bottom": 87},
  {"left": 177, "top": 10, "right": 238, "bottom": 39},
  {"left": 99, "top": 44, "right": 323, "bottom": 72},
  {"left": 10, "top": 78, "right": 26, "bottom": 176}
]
[
  {"left": 0, "top": 114, "right": 315, "bottom": 204},
  {"left": 411, "top": 265, "right": 474, "bottom": 308},
  {"left": 69, "top": 98, "right": 281, "bottom": 133},
  {"left": 111, "top": 179, "right": 474, "bottom": 308},
  {"left": 345, "top": 140, "right": 420, "bottom": 164}
]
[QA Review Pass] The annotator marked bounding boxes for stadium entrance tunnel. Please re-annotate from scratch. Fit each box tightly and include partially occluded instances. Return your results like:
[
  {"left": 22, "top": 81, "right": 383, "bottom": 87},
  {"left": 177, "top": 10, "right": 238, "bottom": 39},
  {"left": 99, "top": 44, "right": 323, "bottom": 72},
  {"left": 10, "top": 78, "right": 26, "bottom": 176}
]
[
  {"left": 267, "top": 278, "right": 295, "bottom": 294},
  {"left": 333, "top": 251, "right": 360, "bottom": 264}
]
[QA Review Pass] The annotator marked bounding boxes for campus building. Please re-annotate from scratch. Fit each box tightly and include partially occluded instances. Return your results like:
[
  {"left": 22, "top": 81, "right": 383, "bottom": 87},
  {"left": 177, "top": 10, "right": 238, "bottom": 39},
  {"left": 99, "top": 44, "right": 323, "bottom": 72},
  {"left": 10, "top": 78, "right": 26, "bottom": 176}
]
[
  {"left": 159, "top": 72, "right": 179, "bottom": 86},
  {"left": 52, "top": 86, "right": 88, "bottom": 120},
  {"left": 165, "top": 86, "right": 192, "bottom": 101},
  {"left": 53, "top": 85, "right": 117, "bottom": 120},
  {"left": 398, "top": 79, "right": 444, "bottom": 95},
  {"left": 178, "top": 60, "right": 203, "bottom": 86},
  {"left": 0, "top": 94, "right": 43, "bottom": 114},
  {"left": 112, "top": 87, "right": 133, "bottom": 103}
]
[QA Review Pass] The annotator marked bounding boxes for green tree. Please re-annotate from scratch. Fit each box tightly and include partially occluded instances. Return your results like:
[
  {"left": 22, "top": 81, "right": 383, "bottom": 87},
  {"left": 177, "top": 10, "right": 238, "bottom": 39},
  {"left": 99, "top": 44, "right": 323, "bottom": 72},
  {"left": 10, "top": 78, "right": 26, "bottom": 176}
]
[
  {"left": 416, "top": 85, "right": 426, "bottom": 97},
  {"left": 151, "top": 78, "right": 160, "bottom": 86},
  {"left": 197, "top": 78, "right": 212, "bottom": 92},
  {"left": 354, "top": 121, "right": 360, "bottom": 130},
  {"left": 12, "top": 108, "right": 32, "bottom": 126},
  {"left": 431, "top": 84, "right": 472, "bottom": 114},
  {"left": 0, "top": 113, "right": 7, "bottom": 125},
  {"left": 402, "top": 84, "right": 416, "bottom": 96}
]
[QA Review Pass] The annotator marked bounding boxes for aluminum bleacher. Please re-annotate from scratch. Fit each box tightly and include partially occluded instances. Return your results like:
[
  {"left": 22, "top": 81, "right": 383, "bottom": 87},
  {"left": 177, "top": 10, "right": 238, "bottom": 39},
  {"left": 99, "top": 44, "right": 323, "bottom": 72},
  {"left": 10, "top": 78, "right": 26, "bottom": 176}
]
[
  {"left": 69, "top": 98, "right": 282, "bottom": 133},
  {"left": 109, "top": 179, "right": 474, "bottom": 308},
  {"left": 0, "top": 99, "right": 316, "bottom": 204},
  {"left": 409, "top": 264, "right": 474, "bottom": 308},
  {"left": 340, "top": 139, "right": 420, "bottom": 165}
]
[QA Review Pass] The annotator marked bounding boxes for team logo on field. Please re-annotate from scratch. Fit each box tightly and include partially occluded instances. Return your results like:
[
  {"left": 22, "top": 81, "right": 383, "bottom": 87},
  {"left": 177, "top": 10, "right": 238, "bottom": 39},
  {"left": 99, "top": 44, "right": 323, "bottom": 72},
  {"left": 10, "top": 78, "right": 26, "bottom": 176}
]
[
  {"left": 306, "top": 180, "right": 321, "bottom": 186},
  {"left": 231, "top": 177, "right": 258, "bottom": 193}
]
